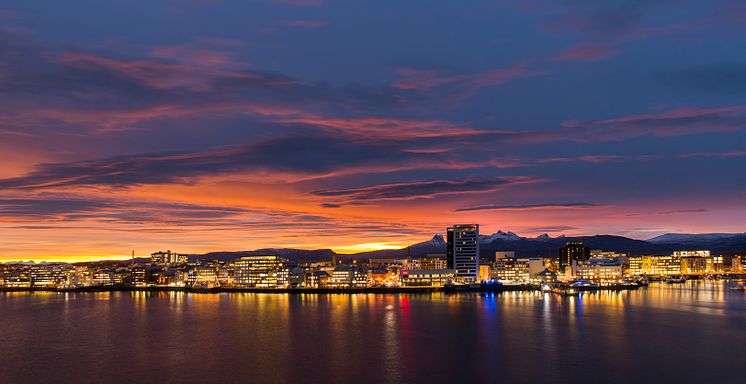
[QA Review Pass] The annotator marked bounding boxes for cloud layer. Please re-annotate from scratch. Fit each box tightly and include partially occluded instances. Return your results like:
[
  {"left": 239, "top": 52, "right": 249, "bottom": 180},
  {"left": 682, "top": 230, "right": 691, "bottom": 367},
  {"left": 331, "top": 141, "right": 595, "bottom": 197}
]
[{"left": 0, "top": 1, "right": 745, "bottom": 259}]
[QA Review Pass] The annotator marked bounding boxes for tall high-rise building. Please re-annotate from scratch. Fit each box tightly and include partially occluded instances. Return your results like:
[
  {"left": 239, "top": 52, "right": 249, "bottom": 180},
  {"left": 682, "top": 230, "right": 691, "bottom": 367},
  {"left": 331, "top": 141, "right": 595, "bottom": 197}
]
[
  {"left": 558, "top": 242, "right": 590, "bottom": 273},
  {"left": 446, "top": 224, "right": 480, "bottom": 282}
]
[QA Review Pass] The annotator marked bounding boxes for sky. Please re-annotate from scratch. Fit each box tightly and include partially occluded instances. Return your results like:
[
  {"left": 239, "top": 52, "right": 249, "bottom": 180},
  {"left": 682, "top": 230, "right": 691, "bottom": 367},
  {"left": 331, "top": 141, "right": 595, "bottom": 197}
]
[{"left": 1, "top": 0, "right": 745, "bottom": 261}]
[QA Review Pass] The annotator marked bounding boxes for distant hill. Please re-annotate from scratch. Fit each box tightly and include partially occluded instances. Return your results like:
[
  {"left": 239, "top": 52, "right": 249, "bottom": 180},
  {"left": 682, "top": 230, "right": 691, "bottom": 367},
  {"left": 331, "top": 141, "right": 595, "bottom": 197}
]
[
  {"left": 191, "top": 248, "right": 336, "bottom": 263},
  {"left": 646, "top": 233, "right": 746, "bottom": 254},
  {"left": 186, "top": 231, "right": 746, "bottom": 264}
]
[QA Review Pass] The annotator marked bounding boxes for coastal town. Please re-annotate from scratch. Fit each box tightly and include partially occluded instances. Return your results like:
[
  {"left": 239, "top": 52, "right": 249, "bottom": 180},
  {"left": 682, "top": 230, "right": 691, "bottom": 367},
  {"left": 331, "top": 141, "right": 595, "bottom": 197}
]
[{"left": 1, "top": 224, "right": 743, "bottom": 293}]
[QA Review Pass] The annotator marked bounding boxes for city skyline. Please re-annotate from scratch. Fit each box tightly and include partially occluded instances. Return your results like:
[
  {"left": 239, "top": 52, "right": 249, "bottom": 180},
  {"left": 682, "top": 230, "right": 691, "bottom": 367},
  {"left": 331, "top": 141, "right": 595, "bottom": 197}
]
[{"left": 1, "top": 1, "right": 746, "bottom": 261}]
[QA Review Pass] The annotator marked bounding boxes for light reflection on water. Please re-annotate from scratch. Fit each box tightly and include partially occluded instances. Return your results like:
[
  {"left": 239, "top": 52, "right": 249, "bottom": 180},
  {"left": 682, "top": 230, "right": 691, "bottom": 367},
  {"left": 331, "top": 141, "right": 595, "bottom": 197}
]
[{"left": 1, "top": 282, "right": 746, "bottom": 384}]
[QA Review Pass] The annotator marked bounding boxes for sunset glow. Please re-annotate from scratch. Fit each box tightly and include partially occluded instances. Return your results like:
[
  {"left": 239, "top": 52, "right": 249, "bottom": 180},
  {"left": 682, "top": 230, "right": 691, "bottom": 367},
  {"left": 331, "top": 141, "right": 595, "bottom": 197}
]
[{"left": 1, "top": 1, "right": 745, "bottom": 261}]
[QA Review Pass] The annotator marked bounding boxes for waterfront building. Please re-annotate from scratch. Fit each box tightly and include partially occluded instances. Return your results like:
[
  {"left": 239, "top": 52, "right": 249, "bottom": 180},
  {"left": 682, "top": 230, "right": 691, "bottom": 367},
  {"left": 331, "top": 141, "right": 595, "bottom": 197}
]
[
  {"left": 288, "top": 267, "right": 306, "bottom": 288},
  {"left": 234, "top": 256, "right": 289, "bottom": 288},
  {"left": 173, "top": 269, "right": 189, "bottom": 286},
  {"left": 573, "top": 259, "right": 623, "bottom": 285},
  {"left": 3, "top": 276, "right": 31, "bottom": 288},
  {"left": 329, "top": 265, "right": 369, "bottom": 288},
  {"left": 629, "top": 256, "right": 649, "bottom": 275},
  {"left": 733, "top": 256, "right": 744, "bottom": 274},
  {"left": 628, "top": 255, "right": 681, "bottom": 276},
  {"left": 537, "top": 269, "right": 558, "bottom": 283},
  {"left": 526, "top": 258, "right": 545, "bottom": 278},
  {"left": 216, "top": 265, "right": 232, "bottom": 286},
  {"left": 681, "top": 257, "right": 708, "bottom": 275},
  {"left": 369, "top": 268, "right": 399, "bottom": 287},
  {"left": 131, "top": 266, "right": 147, "bottom": 287},
  {"left": 543, "top": 258, "right": 559, "bottom": 272},
  {"left": 188, "top": 266, "right": 220, "bottom": 288},
  {"left": 113, "top": 268, "right": 129, "bottom": 285},
  {"left": 63, "top": 266, "right": 91, "bottom": 287},
  {"left": 627, "top": 251, "right": 723, "bottom": 275},
  {"left": 492, "top": 258, "right": 530, "bottom": 283},
  {"left": 304, "top": 270, "right": 331, "bottom": 288},
  {"left": 558, "top": 242, "right": 590, "bottom": 274},
  {"left": 400, "top": 269, "right": 455, "bottom": 287},
  {"left": 30, "top": 265, "right": 68, "bottom": 287},
  {"left": 650, "top": 256, "right": 681, "bottom": 276},
  {"left": 447, "top": 224, "right": 480, "bottom": 282},
  {"left": 707, "top": 255, "right": 724, "bottom": 273},
  {"left": 478, "top": 265, "right": 491, "bottom": 282},
  {"left": 92, "top": 270, "right": 114, "bottom": 286},
  {"left": 150, "top": 269, "right": 176, "bottom": 286}
]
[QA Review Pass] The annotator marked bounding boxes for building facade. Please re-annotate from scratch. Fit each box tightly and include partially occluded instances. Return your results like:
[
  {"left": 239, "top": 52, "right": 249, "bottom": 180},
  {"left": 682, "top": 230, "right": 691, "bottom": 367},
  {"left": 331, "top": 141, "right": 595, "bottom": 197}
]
[
  {"left": 151, "top": 250, "right": 188, "bottom": 265},
  {"left": 558, "top": 242, "right": 590, "bottom": 274},
  {"left": 447, "top": 224, "right": 480, "bottom": 282},
  {"left": 573, "top": 259, "right": 623, "bottom": 284},
  {"left": 328, "top": 265, "right": 368, "bottom": 288},
  {"left": 629, "top": 255, "right": 682, "bottom": 276},
  {"left": 491, "top": 258, "right": 530, "bottom": 283},
  {"left": 420, "top": 256, "right": 446, "bottom": 270},
  {"left": 401, "top": 269, "right": 455, "bottom": 287},
  {"left": 234, "top": 256, "right": 289, "bottom": 288}
]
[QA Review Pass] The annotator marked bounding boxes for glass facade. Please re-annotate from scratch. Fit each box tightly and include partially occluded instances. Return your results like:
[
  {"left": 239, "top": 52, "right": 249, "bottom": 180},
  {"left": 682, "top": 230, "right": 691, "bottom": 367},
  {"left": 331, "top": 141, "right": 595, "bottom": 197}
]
[{"left": 234, "top": 256, "right": 289, "bottom": 288}]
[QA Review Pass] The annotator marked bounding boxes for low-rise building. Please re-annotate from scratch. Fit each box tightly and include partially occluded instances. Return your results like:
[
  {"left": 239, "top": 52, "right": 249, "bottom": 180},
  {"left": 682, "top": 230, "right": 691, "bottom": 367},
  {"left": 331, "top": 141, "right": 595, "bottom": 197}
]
[
  {"left": 491, "top": 258, "right": 530, "bottom": 283},
  {"left": 629, "top": 255, "right": 682, "bottom": 276},
  {"left": 707, "top": 255, "right": 724, "bottom": 273},
  {"left": 30, "top": 264, "right": 69, "bottom": 287},
  {"left": 188, "top": 266, "right": 220, "bottom": 288},
  {"left": 673, "top": 250, "right": 711, "bottom": 258},
  {"left": 304, "top": 270, "right": 331, "bottom": 288},
  {"left": 150, "top": 250, "right": 188, "bottom": 265},
  {"left": 573, "top": 259, "right": 623, "bottom": 285},
  {"left": 420, "top": 256, "right": 446, "bottom": 270},
  {"left": 131, "top": 266, "right": 147, "bottom": 287},
  {"left": 369, "top": 268, "right": 399, "bottom": 287},
  {"left": 401, "top": 269, "right": 455, "bottom": 287},
  {"left": 92, "top": 270, "right": 115, "bottom": 286},
  {"left": 681, "top": 257, "right": 708, "bottom": 275},
  {"left": 733, "top": 256, "right": 744, "bottom": 274},
  {"left": 479, "top": 264, "right": 491, "bottom": 282},
  {"left": 329, "top": 265, "right": 368, "bottom": 288},
  {"left": 526, "top": 258, "right": 545, "bottom": 278}
]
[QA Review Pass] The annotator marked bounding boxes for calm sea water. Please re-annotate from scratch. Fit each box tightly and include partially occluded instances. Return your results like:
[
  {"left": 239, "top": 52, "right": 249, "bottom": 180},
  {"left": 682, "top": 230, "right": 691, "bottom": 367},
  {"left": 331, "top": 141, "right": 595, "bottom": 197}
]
[{"left": 2, "top": 281, "right": 746, "bottom": 384}]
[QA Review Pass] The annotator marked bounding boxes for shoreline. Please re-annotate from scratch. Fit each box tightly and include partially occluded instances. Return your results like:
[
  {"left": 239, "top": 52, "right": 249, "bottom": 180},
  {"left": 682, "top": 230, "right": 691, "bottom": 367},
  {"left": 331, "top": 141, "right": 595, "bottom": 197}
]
[{"left": 0, "top": 283, "right": 644, "bottom": 294}]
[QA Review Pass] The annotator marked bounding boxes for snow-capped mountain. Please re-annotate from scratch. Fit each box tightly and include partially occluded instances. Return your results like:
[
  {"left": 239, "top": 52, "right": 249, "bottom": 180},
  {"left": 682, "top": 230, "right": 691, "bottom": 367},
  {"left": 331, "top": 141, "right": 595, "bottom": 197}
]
[
  {"left": 480, "top": 230, "right": 522, "bottom": 242},
  {"left": 419, "top": 234, "right": 447, "bottom": 247},
  {"left": 478, "top": 231, "right": 557, "bottom": 243}
]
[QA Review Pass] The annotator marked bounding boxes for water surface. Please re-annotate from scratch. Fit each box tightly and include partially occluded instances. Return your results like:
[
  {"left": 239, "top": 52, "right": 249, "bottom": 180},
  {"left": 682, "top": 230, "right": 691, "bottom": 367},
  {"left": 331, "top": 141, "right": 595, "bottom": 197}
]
[{"left": 2, "top": 281, "right": 745, "bottom": 384}]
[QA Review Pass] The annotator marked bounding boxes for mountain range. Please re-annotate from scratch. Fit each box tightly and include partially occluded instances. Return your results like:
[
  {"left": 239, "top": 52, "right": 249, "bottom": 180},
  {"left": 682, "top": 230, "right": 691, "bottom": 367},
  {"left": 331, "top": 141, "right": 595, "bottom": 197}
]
[{"left": 190, "top": 231, "right": 746, "bottom": 264}]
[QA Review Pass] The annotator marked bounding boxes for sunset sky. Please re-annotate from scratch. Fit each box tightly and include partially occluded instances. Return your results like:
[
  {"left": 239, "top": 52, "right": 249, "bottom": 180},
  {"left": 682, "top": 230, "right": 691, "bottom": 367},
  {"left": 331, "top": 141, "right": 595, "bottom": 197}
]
[{"left": 1, "top": 1, "right": 745, "bottom": 261}]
